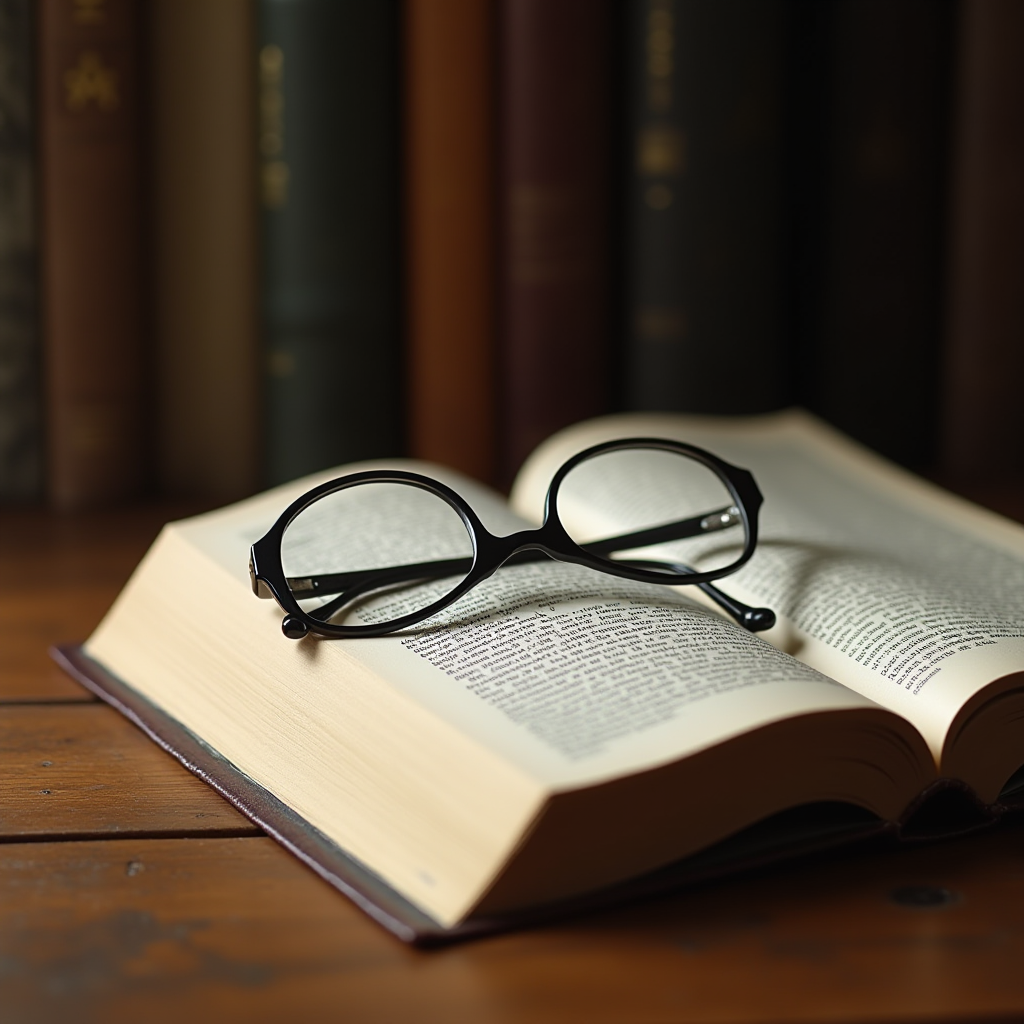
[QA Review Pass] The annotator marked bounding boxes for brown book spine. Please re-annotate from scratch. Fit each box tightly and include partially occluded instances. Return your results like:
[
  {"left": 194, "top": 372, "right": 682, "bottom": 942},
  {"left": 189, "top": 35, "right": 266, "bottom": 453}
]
[
  {"left": 942, "top": 0, "right": 1024, "bottom": 483},
  {"left": 497, "top": 0, "right": 612, "bottom": 482},
  {"left": 150, "top": 0, "right": 259, "bottom": 502},
  {"left": 404, "top": 0, "right": 497, "bottom": 485},
  {"left": 38, "top": 0, "right": 146, "bottom": 507}
]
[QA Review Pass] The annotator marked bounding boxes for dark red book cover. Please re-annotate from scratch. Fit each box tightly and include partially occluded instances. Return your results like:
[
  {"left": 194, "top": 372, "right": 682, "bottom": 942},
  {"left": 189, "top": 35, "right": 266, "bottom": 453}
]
[
  {"left": 497, "top": 0, "right": 612, "bottom": 483},
  {"left": 38, "top": 0, "right": 146, "bottom": 507}
]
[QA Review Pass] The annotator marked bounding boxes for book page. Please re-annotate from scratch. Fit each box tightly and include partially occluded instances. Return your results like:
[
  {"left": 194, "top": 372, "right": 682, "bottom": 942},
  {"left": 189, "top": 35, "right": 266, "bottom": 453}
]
[
  {"left": 169, "top": 456, "right": 892, "bottom": 791},
  {"left": 511, "top": 411, "right": 1024, "bottom": 764}
]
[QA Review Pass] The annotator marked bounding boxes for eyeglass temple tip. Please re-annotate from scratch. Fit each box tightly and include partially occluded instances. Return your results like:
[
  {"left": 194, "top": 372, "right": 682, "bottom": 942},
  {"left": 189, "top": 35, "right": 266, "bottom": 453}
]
[
  {"left": 282, "top": 615, "right": 309, "bottom": 640},
  {"left": 740, "top": 606, "right": 776, "bottom": 632}
]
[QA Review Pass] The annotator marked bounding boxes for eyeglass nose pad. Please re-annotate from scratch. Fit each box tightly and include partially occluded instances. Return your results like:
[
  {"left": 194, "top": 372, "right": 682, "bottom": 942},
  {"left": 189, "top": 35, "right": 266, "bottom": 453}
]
[{"left": 282, "top": 614, "right": 309, "bottom": 640}]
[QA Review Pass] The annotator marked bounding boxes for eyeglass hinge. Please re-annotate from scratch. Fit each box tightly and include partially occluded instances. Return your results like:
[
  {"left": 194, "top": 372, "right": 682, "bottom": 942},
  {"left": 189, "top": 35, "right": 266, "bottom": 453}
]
[{"left": 700, "top": 506, "right": 741, "bottom": 532}]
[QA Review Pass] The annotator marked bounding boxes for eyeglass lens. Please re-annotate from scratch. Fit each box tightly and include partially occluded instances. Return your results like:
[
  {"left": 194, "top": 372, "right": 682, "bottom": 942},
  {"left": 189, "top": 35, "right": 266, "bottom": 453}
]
[
  {"left": 280, "top": 482, "right": 474, "bottom": 629},
  {"left": 556, "top": 448, "right": 747, "bottom": 576}
]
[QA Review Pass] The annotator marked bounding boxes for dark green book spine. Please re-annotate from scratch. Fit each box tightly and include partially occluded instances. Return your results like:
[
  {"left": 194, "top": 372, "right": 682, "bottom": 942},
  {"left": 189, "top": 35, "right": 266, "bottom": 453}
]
[
  {"left": 0, "top": 0, "right": 41, "bottom": 499},
  {"left": 258, "top": 0, "right": 401, "bottom": 486},
  {"left": 623, "top": 0, "right": 788, "bottom": 414}
]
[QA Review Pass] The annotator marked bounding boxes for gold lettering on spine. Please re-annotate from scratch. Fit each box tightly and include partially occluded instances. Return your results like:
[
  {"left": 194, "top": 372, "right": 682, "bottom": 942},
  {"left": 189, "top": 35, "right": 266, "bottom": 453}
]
[
  {"left": 646, "top": 1, "right": 673, "bottom": 112},
  {"left": 64, "top": 51, "right": 119, "bottom": 112},
  {"left": 637, "top": 127, "right": 684, "bottom": 176},
  {"left": 259, "top": 45, "right": 288, "bottom": 209},
  {"left": 640, "top": 0, "right": 683, "bottom": 210},
  {"left": 73, "top": 0, "right": 107, "bottom": 26}
]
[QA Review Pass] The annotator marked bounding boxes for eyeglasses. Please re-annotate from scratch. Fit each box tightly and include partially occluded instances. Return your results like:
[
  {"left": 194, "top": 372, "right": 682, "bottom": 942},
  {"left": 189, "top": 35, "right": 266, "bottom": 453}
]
[{"left": 249, "top": 437, "right": 776, "bottom": 640}]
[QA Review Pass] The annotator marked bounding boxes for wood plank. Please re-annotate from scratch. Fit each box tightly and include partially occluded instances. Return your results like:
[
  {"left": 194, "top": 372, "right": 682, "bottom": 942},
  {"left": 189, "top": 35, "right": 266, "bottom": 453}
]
[
  {"left": 0, "top": 704, "right": 257, "bottom": 839},
  {"left": 0, "top": 503, "right": 202, "bottom": 701},
  {"left": 4, "top": 828, "right": 1024, "bottom": 1022}
]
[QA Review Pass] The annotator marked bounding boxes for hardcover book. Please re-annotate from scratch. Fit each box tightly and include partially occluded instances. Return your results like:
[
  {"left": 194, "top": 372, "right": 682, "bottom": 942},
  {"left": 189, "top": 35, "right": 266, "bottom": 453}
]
[
  {"left": 404, "top": 0, "right": 497, "bottom": 485},
  {"left": 497, "top": 0, "right": 612, "bottom": 482},
  {"left": 623, "top": 0, "right": 788, "bottom": 415},
  {"left": 63, "top": 412, "right": 1024, "bottom": 942},
  {"left": 257, "top": 0, "right": 402, "bottom": 486},
  {"left": 802, "top": 0, "right": 953, "bottom": 470},
  {"left": 0, "top": 0, "right": 41, "bottom": 500},
  {"left": 942, "top": 0, "right": 1024, "bottom": 481},
  {"left": 150, "top": 0, "right": 260, "bottom": 502},
  {"left": 38, "top": 0, "right": 146, "bottom": 507}
]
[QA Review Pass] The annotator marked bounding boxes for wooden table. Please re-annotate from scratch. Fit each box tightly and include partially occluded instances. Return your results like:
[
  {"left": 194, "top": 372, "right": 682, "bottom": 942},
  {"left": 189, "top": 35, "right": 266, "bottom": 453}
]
[{"left": 5, "top": 501, "right": 1024, "bottom": 1024}]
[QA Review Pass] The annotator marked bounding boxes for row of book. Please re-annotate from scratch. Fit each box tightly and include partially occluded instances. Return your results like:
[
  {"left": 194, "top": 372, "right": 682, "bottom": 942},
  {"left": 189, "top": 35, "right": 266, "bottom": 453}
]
[{"left": 1, "top": 0, "right": 1022, "bottom": 508}]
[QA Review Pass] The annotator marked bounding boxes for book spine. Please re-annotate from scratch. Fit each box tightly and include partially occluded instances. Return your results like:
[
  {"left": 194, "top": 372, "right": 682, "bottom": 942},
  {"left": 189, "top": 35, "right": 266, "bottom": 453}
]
[
  {"left": 0, "top": 0, "right": 42, "bottom": 500},
  {"left": 150, "top": 0, "right": 260, "bottom": 502},
  {"left": 623, "top": 0, "right": 788, "bottom": 415},
  {"left": 497, "top": 0, "right": 612, "bottom": 482},
  {"left": 37, "top": 0, "right": 147, "bottom": 507},
  {"left": 404, "top": 0, "right": 497, "bottom": 486},
  {"left": 942, "top": 0, "right": 1024, "bottom": 482},
  {"left": 258, "top": 0, "right": 402, "bottom": 486},
  {"left": 805, "top": 0, "right": 953, "bottom": 470}
]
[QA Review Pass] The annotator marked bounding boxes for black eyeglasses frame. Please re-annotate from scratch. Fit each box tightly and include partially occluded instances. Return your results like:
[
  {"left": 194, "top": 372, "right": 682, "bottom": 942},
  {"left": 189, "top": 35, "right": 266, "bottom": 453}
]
[{"left": 248, "top": 437, "right": 772, "bottom": 640}]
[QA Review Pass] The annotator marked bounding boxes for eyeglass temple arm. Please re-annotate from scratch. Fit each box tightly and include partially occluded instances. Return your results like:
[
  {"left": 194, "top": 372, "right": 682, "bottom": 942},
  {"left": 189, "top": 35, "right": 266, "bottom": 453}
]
[
  {"left": 612, "top": 558, "right": 775, "bottom": 632},
  {"left": 301, "top": 551, "right": 564, "bottom": 625},
  {"left": 287, "top": 504, "right": 741, "bottom": 599},
  {"left": 302, "top": 551, "right": 774, "bottom": 634},
  {"left": 290, "top": 510, "right": 774, "bottom": 633},
  {"left": 299, "top": 557, "right": 472, "bottom": 624},
  {"left": 581, "top": 504, "right": 742, "bottom": 557}
]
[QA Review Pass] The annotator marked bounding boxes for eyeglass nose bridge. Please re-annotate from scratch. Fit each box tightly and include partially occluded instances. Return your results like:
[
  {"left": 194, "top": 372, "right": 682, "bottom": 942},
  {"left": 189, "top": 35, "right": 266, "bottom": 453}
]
[{"left": 468, "top": 516, "right": 594, "bottom": 586}]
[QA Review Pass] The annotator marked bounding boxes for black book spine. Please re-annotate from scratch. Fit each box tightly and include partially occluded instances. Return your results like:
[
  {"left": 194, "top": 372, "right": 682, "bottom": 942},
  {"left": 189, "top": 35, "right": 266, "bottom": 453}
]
[
  {"left": 623, "top": 0, "right": 788, "bottom": 415},
  {"left": 0, "top": 0, "right": 41, "bottom": 499},
  {"left": 941, "top": 0, "right": 1024, "bottom": 481},
  {"left": 257, "top": 0, "right": 402, "bottom": 486},
  {"left": 800, "top": 0, "right": 954, "bottom": 471}
]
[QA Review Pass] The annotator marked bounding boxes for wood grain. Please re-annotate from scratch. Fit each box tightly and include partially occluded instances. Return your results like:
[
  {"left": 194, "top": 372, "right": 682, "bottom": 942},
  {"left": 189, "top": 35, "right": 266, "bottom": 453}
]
[
  {"left": 4, "top": 830, "right": 1024, "bottom": 1023},
  {"left": 0, "top": 504, "right": 201, "bottom": 701},
  {"left": 0, "top": 704, "right": 257, "bottom": 839}
]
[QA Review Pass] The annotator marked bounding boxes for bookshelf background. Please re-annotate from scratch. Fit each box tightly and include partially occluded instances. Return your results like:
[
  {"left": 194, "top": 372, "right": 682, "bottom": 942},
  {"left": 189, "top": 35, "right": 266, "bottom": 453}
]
[{"left": 0, "top": 0, "right": 1022, "bottom": 510}]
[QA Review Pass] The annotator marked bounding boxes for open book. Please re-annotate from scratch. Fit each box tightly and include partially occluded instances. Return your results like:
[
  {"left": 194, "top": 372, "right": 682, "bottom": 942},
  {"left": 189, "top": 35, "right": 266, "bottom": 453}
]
[{"left": 65, "top": 411, "right": 1024, "bottom": 942}]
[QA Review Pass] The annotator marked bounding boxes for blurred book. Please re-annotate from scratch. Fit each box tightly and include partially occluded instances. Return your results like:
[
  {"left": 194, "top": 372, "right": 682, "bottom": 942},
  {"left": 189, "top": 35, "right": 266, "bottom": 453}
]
[
  {"left": 258, "top": 0, "right": 402, "bottom": 487},
  {"left": 622, "top": 0, "right": 789, "bottom": 417},
  {"left": 497, "top": 0, "right": 613, "bottom": 483},
  {"left": 149, "top": 0, "right": 260, "bottom": 503},
  {"left": 404, "top": 0, "right": 497, "bottom": 486},
  {"left": 37, "top": 0, "right": 147, "bottom": 508},
  {"left": 942, "top": 0, "right": 1024, "bottom": 483},
  {"left": 0, "top": 0, "right": 41, "bottom": 501},
  {"left": 798, "top": 0, "right": 953, "bottom": 471}
]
